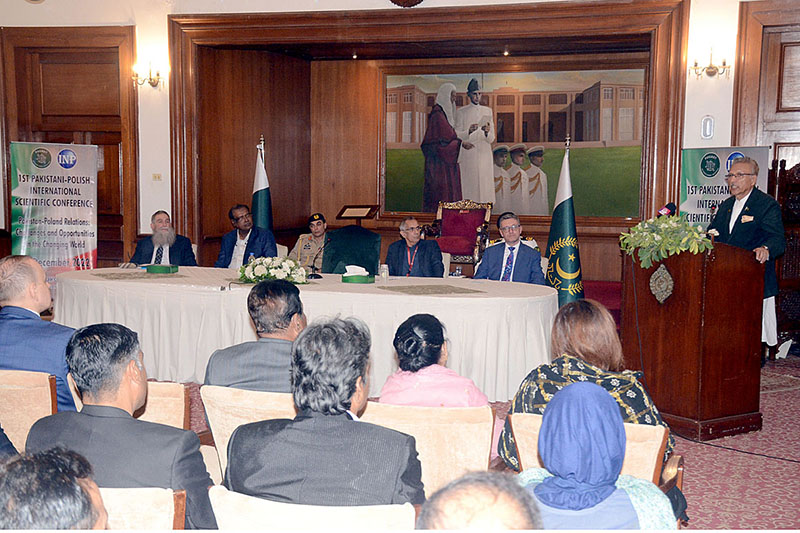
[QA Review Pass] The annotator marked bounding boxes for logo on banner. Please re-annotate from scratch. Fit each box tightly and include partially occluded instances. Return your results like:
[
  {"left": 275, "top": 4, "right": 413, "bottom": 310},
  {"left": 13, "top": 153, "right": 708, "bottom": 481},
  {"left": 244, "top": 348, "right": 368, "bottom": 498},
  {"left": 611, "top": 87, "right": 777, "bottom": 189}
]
[
  {"left": 700, "top": 152, "right": 721, "bottom": 178},
  {"left": 726, "top": 151, "right": 745, "bottom": 172},
  {"left": 58, "top": 149, "right": 78, "bottom": 169},
  {"left": 31, "top": 148, "right": 52, "bottom": 169}
]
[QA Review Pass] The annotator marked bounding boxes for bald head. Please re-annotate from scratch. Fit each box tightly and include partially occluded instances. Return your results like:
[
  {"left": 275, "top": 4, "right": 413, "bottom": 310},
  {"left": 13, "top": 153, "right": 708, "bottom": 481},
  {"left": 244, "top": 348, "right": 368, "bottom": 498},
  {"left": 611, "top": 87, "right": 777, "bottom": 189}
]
[
  {"left": 417, "top": 472, "right": 542, "bottom": 530},
  {"left": 0, "top": 255, "right": 51, "bottom": 312}
]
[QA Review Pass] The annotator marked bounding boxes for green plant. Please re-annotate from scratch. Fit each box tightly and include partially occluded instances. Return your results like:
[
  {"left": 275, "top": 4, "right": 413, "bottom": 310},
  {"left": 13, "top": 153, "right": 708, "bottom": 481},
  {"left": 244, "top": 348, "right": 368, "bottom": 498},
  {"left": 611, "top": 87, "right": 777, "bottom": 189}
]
[{"left": 619, "top": 213, "right": 713, "bottom": 268}]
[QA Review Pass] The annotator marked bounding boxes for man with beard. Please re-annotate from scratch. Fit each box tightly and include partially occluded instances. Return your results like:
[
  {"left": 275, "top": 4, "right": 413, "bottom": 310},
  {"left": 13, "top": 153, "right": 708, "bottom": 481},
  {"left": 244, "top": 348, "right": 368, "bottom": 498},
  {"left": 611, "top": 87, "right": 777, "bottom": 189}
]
[{"left": 130, "top": 210, "right": 197, "bottom": 266}]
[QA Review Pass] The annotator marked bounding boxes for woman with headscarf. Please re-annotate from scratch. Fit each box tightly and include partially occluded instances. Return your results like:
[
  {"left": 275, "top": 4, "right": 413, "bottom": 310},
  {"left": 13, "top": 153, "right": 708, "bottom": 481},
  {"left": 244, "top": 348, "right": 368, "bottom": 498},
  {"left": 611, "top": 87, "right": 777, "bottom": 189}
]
[
  {"left": 421, "top": 83, "right": 462, "bottom": 212},
  {"left": 518, "top": 382, "right": 675, "bottom": 529}
]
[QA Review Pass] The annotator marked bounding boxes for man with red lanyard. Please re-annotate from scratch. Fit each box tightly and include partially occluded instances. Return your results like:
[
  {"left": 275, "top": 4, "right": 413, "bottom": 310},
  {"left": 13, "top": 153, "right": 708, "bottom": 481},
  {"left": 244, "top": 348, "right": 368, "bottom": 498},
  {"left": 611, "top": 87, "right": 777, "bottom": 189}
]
[{"left": 385, "top": 216, "right": 445, "bottom": 278}]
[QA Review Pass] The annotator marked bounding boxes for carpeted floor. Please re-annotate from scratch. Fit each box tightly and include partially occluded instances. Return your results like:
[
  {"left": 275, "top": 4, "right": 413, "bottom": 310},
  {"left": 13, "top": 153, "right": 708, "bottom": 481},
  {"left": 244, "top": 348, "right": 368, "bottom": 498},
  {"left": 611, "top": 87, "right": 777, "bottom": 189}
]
[{"left": 185, "top": 355, "right": 800, "bottom": 529}]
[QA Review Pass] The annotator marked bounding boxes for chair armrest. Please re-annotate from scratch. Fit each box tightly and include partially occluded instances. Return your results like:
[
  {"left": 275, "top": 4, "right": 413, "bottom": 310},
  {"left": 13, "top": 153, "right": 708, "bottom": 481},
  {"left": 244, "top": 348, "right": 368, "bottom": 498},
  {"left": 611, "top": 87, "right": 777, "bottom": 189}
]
[{"left": 659, "top": 453, "right": 684, "bottom": 493}]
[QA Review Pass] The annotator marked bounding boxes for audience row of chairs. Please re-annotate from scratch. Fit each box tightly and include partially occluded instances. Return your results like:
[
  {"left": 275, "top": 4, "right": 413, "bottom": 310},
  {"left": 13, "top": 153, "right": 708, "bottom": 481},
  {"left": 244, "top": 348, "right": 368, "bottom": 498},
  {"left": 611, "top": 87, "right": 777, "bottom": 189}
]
[{"left": 0, "top": 368, "right": 682, "bottom": 529}]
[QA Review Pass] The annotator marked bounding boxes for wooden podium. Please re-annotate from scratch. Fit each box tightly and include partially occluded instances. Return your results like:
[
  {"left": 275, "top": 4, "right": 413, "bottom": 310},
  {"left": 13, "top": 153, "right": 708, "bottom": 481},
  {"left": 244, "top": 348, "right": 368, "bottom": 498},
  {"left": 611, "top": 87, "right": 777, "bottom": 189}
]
[{"left": 620, "top": 242, "right": 764, "bottom": 440}]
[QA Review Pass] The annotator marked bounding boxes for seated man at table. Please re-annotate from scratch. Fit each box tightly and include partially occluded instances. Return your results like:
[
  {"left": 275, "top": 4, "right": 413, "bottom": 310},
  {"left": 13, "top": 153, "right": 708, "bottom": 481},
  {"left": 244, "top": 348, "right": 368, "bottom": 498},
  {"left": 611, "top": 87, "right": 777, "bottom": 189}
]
[
  {"left": 0, "top": 255, "right": 76, "bottom": 412},
  {"left": 26, "top": 323, "right": 217, "bottom": 529},
  {"left": 214, "top": 204, "right": 277, "bottom": 269},
  {"left": 288, "top": 212, "right": 328, "bottom": 273},
  {"left": 474, "top": 211, "right": 545, "bottom": 284},
  {"left": 225, "top": 316, "right": 425, "bottom": 506},
  {"left": 204, "top": 279, "right": 305, "bottom": 392},
  {"left": 130, "top": 210, "right": 197, "bottom": 266},
  {"left": 385, "top": 216, "right": 444, "bottom": 277}
]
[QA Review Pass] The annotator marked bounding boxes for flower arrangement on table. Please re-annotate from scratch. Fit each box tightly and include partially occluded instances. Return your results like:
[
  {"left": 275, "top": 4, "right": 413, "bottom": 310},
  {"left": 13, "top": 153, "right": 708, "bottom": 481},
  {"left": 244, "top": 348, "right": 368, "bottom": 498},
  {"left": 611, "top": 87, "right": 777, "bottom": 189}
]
[
  {"left": 238, "top": 256, "right": 308, "bottom": 284},
  {"left": 619, "top": 213, "right": 714, "bottom": 269}
]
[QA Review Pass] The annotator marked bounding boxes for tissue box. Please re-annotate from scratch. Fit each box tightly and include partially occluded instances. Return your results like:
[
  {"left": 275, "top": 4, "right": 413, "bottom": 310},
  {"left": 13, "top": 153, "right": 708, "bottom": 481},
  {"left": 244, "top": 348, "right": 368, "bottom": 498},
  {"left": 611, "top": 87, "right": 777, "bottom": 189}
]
[{"left": 341, "top": 274, "right": 374, "bottom": 284}]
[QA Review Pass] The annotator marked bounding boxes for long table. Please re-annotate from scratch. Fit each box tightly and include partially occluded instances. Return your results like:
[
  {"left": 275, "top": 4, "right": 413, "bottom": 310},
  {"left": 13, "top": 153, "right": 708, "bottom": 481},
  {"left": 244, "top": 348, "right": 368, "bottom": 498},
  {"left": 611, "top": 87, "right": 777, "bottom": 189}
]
[{"left": 55, "top": 267, "right": 558, "bottom": 401}]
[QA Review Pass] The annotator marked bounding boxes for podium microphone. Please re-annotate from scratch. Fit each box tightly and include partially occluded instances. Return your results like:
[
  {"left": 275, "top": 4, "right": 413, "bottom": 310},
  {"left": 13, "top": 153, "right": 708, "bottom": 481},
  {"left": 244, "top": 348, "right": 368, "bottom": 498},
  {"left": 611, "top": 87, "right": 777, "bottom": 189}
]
[
  {"left": 307, "top": 236, "right": 330, "bottom": 280},
  {"left": 657, "top": 202, "right": 677, "bottom": 217}
]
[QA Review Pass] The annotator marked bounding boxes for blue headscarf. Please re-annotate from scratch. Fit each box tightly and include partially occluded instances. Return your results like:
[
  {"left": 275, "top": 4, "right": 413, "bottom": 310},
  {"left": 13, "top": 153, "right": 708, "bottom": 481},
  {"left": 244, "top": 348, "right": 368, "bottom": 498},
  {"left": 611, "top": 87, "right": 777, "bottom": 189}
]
[{"left": 533, "top": 381, "right": 626, "bottom": 510}]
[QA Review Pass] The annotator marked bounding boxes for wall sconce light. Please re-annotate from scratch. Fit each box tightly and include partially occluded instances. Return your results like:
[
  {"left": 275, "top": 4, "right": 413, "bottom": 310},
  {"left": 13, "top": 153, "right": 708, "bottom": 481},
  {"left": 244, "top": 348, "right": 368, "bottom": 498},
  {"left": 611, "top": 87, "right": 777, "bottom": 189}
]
[
  {"left": 691, "top": 50, "right": 730, "bottom": 79},
  {"left": 132, "top": 63, "right": 165, "bottom": 88}
]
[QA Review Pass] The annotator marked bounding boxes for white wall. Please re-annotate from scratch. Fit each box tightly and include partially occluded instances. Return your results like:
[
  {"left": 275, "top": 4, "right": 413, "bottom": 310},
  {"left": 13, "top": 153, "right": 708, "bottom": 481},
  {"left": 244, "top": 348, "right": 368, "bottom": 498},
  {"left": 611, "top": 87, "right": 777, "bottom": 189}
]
[{"left": 2, "top": 0, "right": 740, "bottom": 230}]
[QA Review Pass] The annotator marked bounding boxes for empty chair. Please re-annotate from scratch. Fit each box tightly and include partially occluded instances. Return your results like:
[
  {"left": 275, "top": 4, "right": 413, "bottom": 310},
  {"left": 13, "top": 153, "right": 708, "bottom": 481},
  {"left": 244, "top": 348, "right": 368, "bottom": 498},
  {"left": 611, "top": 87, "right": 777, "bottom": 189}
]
[
  {"left": 276, "top": 243, "right": 288, "bottom": 258},
  {"left": 360, "top": 402, "right": 494, "bottom": 496},
  {"left": 321, "top": 225, "right": 381, "bottom": 275},
  {"left": 208, "top": 485, "right": 415, "bottom": 530},
  {"left": 100, "top": 487, "right": 186, "bottom": 530},
  {"left": 0, "top": 369, "right": 56, "bottom": 450},
  {"left": 200, "top": 385, "right": 296, "bottom": 473}
]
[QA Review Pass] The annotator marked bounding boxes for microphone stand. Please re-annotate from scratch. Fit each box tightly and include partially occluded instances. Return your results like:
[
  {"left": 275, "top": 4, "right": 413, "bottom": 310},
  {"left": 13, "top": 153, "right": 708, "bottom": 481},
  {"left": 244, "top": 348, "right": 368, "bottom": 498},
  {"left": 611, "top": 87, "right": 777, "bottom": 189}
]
[{"left": 307, "top": 236, "right": 329, "bottom": 279}]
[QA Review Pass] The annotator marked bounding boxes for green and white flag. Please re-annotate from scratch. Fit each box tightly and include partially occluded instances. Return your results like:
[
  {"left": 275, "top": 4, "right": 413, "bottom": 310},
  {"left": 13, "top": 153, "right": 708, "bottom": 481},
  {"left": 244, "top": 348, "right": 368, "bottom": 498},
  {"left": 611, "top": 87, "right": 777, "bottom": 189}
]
[
  {"left": 545, "top": 148, "right": 584, "bottom": 307},
  {"left": 252, "top": 146, "right": 273, "bottom": 232}
]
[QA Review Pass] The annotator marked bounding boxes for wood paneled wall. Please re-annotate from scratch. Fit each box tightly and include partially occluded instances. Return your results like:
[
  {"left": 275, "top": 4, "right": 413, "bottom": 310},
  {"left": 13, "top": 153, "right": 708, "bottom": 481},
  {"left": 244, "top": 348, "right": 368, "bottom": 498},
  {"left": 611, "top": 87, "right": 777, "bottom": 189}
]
[{"left": 195, "top": 47, "right": 310, "bottom": 266}]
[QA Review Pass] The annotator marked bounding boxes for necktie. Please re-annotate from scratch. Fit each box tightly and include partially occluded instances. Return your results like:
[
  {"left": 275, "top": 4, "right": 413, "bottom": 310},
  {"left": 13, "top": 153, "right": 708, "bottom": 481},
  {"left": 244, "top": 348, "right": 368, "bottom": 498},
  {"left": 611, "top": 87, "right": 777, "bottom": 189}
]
[
  {"left": 154, "top": 245, "right": 164, "bottom": 265},
  {"left": 501, "top": 246, "right": 515, "bottom": 281}
]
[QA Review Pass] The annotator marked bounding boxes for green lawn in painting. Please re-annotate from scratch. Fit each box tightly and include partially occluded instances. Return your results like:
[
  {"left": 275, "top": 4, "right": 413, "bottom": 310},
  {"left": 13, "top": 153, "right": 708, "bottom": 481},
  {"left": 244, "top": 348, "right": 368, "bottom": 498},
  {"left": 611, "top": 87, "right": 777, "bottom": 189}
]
[{"left": 385, "top": 145, "right": 642, "bottom": 217}]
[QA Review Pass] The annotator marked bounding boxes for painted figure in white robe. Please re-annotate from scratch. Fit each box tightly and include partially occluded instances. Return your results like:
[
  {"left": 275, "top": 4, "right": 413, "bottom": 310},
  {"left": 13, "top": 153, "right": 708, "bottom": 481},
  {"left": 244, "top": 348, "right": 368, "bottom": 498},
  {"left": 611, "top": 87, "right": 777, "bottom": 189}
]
[
  {"left": 508, "top": 144, "right": 530, "bottom": 214},
  {"left": 455, "top": 78, "right": 496, "bottom": 204},
  {"left": 526, "top": 145, "right": 549, "bottom": 215},
  {"left": 493, "top": 145, "right": 512, "bottom": 213}
]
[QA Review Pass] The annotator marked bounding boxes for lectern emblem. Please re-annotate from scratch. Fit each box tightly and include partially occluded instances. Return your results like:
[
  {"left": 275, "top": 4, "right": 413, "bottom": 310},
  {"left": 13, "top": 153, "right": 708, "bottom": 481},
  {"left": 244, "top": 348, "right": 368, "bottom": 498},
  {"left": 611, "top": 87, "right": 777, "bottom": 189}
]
[{"left": 649, "top": 264, "right": 674, "bottom": 304}]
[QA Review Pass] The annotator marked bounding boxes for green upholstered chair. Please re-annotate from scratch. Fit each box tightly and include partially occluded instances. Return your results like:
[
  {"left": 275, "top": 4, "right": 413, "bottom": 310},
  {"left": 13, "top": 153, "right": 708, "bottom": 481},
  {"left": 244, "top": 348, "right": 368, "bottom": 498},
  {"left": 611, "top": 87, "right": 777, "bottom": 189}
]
[{"left": 321, "top": 225, "right": 381, "bottom": 275}]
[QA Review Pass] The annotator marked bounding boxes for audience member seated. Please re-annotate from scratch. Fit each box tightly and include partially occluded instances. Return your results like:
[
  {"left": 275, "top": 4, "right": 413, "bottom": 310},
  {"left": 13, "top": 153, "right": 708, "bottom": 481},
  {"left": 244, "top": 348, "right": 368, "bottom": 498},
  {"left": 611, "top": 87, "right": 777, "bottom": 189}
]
[
  {"left": 288, "top": 212, "right": 328, "bottom": 273},
  {"left": 518, "top": 382, "right": 675, "bottom": 530},
  {"left": 416, "top": 471, "right": 542, "bottom": 529},
  {"left": 214, "top": 204, "right": 277, "bottom": 268},
  {"left": 378, "top": 313, "right": 501, "bottom": 458},
  {"left": 225, "top": 316, "right": 425, "bottom": 506},
  {"left": 385, "top": 217, "right": 444, "bottom": 277},
  {"left": 26, "top": 323, "right": 216, "bottom": 529},
  {"left": 0, "top": 255, "right": 76, "bottom": 412},
  {"left": 131, "top": 210, "right": 197, "bottom": 266},
  {"left": 0, "top": 447, "right": 108, "bottom": 529},
  {"left": 499, "top": 299, "right": 674, "bottom": 472},
  {"left": 474, "top": 212, "right": 546, "bottom": 284},
  {"left": 0, "top": 421, "right": 17, "bottom": 459},
  {"left": 204, "top": 279, "right": 305, "bottom": 391}
]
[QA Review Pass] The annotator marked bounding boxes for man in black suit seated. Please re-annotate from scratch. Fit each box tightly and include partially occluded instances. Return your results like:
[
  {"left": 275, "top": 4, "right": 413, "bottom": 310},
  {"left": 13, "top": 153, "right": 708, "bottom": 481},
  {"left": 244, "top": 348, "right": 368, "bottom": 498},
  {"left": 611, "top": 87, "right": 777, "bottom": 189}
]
[
  {"left": 130, "top": 210, "right": 197, "bottom": 266},
  {"left": 26, "top": 323, "right": 216, "bottom": 529},
  {"left": 225, "top": 316, "right": 426, "bottom": 506},
  {"left": 385, "top": 216, "right": 445, "bottom": 277},
  {"left": 204, "top": 279, "right": 306, "bottom": 391},
  {"left": 214, "top": 204, "right": 277, "bottom": 268}
]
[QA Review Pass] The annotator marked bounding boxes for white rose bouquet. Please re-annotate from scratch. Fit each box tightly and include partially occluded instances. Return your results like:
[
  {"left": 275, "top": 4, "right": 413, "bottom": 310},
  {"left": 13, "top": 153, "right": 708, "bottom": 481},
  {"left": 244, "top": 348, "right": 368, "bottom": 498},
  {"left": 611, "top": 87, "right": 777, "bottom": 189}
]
[
  {"left": 238, "top": 256, "right": 308, "bottom": 284},
  {"left": 619, "top": 213, "right": 713, "bottom": 268}
]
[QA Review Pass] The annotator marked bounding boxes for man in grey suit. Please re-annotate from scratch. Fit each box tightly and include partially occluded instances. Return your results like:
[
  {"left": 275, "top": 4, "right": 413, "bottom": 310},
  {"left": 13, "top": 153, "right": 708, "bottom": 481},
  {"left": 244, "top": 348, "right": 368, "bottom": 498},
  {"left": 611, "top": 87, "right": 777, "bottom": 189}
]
[
  {"left": 26, "top": 323, "right": 216, "bottom": 529},
  {"left": 204, "top": 279, "right": 306, "bottom": 392},
  {"left": 225, "top": 317, "right": 426, "bottom": 506}
]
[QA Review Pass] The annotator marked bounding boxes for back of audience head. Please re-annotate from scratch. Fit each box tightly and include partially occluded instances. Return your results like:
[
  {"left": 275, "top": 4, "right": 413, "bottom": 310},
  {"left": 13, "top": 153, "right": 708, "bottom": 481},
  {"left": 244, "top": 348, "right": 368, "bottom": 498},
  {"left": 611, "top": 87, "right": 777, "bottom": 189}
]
[
  {"left": 393, "top": 314, "right": 447, "bottom": 372},
  {"left": 0, "top": 447, "right": 107, "bottom": 530},
  {"left": 416, "top": 471, "right": 542, "bottom": 530},
  {"left": 291, "top": 316, "right": 370, "bottom": 416},
  {"left": 0, "top": 255, "right": 50, "bottom": 311},
  {"left": 248, "top": 279, "right": 306, "bottom": 339},
  {"left": 550, "top": 298, "right": 623, "bottom": 371},
  {"left": 67, "top": 323, "right": 144, "bottom": 403}
]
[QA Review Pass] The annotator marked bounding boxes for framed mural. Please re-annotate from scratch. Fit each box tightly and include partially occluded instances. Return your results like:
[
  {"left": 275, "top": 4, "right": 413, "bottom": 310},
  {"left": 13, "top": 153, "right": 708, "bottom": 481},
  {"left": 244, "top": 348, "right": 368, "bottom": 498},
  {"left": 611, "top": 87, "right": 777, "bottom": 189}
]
[{"left": 384, "top": 70, "right": 646, "bottom": 218}]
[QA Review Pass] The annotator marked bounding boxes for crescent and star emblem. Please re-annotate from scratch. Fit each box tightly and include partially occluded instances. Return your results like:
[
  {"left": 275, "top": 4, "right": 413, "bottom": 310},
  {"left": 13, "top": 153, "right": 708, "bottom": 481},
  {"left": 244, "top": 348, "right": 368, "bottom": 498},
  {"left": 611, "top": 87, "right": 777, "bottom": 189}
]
[{"left": 555, "top": 258, "right": 580, "bottom": 280}]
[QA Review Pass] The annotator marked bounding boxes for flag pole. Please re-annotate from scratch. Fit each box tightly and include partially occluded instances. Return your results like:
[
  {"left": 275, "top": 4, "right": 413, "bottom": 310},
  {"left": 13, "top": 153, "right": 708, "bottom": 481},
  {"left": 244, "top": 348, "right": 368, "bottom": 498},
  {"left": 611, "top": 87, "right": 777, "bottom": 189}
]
[
  {"left": 258, "top": 134, "right": 265, "bottom": 165},
  {"left": 252, "top": 134, "right": 274, "bottom": 233}
]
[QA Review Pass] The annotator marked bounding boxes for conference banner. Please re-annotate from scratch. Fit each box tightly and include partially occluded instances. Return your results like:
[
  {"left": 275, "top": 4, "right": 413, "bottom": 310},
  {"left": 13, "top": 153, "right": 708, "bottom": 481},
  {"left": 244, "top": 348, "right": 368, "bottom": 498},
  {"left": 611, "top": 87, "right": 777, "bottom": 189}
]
[
  {"left": 679, "top": 146, "right": 769, "bottom": 229},
  {"left": 10, "top": 141, "right": 98, "bottom": 296}
]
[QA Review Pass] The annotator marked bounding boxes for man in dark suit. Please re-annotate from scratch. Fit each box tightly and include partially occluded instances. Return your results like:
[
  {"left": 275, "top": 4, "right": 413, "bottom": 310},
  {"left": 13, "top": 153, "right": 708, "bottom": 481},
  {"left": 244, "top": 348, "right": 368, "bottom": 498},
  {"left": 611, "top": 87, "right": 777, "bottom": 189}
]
[
  {"left": 204, "top": 279, "right": 305, "bottom": 391},
  {"left": 225, "top": 317, "right": 425, "bottom": 506},
  {"left": 214, "top": 204, "right": 277, "bottom": 268},
  {"left": 386, "top": 216, "right": 445, "bottom": 277},
  {"left": 708, "top": 156, "right": 785, "bottom": 348},
  {"left": 26, "top": 323, "right": 216, "bottom": 529},
  {"left": 474, "top": 212, "right": 546, "bottom": 284},
  {"left": 0, "top": 255, "right": 76, "bottom": 412},
  {"left": 130, "top": 210, "right": 197, "bottom": 266}
]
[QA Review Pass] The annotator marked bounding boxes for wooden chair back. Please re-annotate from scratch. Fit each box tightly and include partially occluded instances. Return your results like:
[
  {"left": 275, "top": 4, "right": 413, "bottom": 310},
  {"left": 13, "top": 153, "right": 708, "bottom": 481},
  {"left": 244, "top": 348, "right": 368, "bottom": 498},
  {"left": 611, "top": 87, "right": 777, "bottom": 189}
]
[
  {"left": 0, "top": 369, "right": 57, "bottom": 450},
  {"left": 208, "top": 485, "right": 415, "bottom": 530},
  {"left": 99, "top": 487, "right": 186, "bottom": 529},
  {"left": 508, "top": 412, "right": 668, "bottom": 484},
  {"left": 360, "top": 402, "right": 494, "bottom": 496},
  {"left": 135, "top": 381, "right": 191, "bottom": 429},
  {"left": 200, "top": 386, "right": 296, "bottom": 474}
]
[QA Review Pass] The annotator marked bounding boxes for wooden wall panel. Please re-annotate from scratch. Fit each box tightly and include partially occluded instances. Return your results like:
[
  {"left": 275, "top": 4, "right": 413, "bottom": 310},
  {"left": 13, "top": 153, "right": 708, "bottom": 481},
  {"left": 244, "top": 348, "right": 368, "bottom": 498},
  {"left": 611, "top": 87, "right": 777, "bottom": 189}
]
[{"left": 196, "top": 47, "right": 310, "bottom": 266}]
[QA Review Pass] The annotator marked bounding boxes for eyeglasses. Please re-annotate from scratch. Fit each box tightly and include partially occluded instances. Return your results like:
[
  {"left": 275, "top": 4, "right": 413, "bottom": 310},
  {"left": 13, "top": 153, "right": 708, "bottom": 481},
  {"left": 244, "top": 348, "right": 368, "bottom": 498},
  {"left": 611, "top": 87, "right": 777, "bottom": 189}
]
[
  {"left": 234, "top": 213, "right": 252, "bottom": 222},
  {"left": 401, "top": 226, "right": 421, "bottom": 233},
  {"left": 499, "top": 224, "right": 522, "bottom": 232},
  {"left": 724, "top": 173, "right": 756, "bottom": 180}
]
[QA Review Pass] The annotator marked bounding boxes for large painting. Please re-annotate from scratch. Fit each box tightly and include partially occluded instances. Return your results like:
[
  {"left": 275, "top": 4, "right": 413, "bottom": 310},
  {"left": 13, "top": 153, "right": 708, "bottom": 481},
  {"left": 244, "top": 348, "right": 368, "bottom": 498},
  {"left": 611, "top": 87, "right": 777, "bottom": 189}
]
[{"left": 384, "top": 70, "right": 645, "bottom": 217}]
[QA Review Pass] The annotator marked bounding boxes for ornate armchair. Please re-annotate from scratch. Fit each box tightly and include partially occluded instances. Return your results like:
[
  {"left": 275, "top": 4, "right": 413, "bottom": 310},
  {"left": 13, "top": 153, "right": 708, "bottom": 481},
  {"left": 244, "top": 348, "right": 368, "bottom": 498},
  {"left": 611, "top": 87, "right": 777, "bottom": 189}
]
[
  {"left": 425, "top": 200, "right": 493, "bottom": 265},
  {"left": 770, "top": 160, "right": 800, "bottom": 356}
]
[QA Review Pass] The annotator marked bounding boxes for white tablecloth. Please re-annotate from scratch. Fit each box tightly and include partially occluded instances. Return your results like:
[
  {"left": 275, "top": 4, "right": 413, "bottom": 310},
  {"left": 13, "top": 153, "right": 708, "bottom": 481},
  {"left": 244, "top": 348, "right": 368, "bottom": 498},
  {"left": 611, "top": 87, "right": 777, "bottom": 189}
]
[{"left": 55, "top": 267, "right": 558, "bottom": 401}]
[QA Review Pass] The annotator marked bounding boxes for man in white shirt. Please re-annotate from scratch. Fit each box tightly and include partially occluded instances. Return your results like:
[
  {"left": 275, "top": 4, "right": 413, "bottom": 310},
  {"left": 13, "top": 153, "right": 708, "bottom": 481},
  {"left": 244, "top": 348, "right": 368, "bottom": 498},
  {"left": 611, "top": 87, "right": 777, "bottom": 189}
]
[
  {"left": 493, "top": 145, "right": 512, "bottom": 213},
  {"left": 473, "top": 212, "right": 546, "bottom": 285},
  {"left": 526, "top": 146, "right": 549, "bottom": 215},
  {"left": 130, "top": 211, "right": 197, "bottom": 266},
  {"left": 455, "top": 78, "right": 496, "bottom": 204},
  {"left": 214, "top": 204, "right": 277, "bottom": 268}
]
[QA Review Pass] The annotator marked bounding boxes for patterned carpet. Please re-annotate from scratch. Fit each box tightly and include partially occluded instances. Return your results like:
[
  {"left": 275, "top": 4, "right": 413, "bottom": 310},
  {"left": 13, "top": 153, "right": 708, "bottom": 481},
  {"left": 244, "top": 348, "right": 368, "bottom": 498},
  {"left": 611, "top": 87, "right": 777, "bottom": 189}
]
[{"left": 186, "top": 355, "right": 800, "bottom": 529}]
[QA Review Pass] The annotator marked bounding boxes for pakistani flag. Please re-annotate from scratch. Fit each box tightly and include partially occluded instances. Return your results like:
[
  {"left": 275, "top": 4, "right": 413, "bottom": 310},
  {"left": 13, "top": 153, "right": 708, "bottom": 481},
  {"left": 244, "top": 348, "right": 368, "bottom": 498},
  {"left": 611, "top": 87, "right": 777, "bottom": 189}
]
[
  {"left": 252, "top": 147, "right": 273, "bottom": 232},
  {"left": 545, "top": 149, "right": 584, "bottom": 307}
]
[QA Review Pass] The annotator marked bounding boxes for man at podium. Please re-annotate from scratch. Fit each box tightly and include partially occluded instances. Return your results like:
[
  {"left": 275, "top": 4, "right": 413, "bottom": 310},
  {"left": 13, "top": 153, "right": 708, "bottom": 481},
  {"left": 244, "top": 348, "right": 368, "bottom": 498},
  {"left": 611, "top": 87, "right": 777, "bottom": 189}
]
[{"left": 707, "top": 156, "right": 785, "bottom": 350}]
